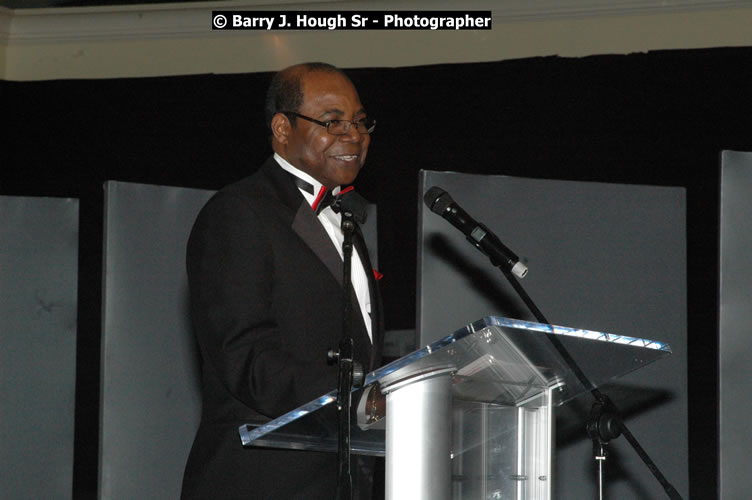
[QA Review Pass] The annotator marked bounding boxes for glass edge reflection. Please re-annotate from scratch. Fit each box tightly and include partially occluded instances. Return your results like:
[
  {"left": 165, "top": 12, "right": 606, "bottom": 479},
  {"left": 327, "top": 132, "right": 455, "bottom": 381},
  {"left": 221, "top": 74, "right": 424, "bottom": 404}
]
[
  {"left": 239, "top": 391, "right": 337, "bottom": 445},
  {"left": 481, "top": 316, "right": 672, "bottom": 353}
]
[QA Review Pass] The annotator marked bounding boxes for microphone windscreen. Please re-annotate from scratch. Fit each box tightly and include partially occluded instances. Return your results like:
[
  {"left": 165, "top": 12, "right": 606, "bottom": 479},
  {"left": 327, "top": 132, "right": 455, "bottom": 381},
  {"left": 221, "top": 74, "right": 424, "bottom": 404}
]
[
  {"left": 424, "top": 187, "right": 445, "bottom": 211},
  {"left": 424, "top": 186, "right": 454, "bottom": 215},
  {"left": 338, "top": 190, "right": 368, "bottom": 224}
]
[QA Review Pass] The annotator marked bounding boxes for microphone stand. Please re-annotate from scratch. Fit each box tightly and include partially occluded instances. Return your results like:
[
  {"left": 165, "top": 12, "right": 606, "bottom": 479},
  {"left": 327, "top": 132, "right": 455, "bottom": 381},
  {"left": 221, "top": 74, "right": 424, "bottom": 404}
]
[
  {"left": 499, "top": 266, "right": 683, "bottom": 500},
  {"left": 328, "top": 207, "right": 363, "bottom": 500}
]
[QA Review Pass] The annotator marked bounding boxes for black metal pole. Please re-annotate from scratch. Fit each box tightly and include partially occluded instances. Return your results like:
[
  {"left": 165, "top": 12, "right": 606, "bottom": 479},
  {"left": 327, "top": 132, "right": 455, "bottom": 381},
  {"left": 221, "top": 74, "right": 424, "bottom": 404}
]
[{"left": 333, "top": 210, "right": 356, "bottom": 500}]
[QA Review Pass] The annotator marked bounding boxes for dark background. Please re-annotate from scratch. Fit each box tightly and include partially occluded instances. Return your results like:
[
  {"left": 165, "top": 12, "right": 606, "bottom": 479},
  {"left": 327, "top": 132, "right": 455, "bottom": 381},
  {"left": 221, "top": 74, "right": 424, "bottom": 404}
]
[{"left": 4, "top": 47, "right": 751, "bottom": 498}]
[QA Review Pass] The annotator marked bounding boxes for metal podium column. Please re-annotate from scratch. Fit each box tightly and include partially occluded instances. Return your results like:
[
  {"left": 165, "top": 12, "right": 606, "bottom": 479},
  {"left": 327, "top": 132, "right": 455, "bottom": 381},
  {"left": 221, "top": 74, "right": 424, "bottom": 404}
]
[{"left": 382, "top": 367, "right": 454, "bottom": 500}]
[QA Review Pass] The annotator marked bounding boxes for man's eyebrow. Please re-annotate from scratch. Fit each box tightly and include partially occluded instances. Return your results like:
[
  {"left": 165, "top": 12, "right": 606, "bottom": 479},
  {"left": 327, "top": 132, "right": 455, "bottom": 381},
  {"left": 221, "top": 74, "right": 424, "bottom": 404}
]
[{"left": 319, "top": 107, "right": 367, "bottom": 118}]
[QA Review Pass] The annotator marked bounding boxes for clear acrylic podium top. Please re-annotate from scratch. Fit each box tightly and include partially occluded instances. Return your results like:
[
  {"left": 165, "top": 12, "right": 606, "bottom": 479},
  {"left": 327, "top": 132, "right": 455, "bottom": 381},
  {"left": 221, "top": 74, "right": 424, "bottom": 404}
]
[{"left": 238, "top": 316, "right": 671, "bottom": 456}]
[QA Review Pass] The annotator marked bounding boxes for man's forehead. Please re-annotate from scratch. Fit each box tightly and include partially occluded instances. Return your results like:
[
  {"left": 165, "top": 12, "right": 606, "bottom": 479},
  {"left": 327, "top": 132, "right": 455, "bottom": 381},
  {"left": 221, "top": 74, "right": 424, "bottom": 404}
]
[
  {"left": 300, "top": 71, "right": 364, "bottom": 115},
  {"left": 302, "top": 71, "right": 357, "bottom": 98}
]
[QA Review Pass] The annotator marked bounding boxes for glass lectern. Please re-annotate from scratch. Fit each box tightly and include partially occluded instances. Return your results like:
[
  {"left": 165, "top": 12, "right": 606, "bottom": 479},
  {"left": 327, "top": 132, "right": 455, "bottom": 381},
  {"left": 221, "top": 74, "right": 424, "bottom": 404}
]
[{"left": 239, "top": 316, "right": 671, "bottom": 499}]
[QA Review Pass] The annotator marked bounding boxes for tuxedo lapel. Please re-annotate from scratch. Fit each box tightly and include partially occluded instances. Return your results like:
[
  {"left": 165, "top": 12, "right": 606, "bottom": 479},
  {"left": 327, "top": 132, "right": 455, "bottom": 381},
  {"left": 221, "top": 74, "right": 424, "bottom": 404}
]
[
  {"left": 291, "top": 203, "right": 344, "bottom": 287},
  {"left": 261, "top": 158, "right": 344, "bottom": 287}
]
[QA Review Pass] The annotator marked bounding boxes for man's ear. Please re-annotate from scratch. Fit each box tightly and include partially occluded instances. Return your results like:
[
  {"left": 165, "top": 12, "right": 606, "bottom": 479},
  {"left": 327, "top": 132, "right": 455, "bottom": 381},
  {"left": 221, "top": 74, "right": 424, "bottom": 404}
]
[{"left": 271, "top": 113, "right": 291, "bottom": 144}]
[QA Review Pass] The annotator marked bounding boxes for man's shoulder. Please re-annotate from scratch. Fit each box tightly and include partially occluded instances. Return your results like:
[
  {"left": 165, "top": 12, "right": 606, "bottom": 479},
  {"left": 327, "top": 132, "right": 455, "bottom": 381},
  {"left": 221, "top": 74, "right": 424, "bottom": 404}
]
[
  {"left": 204, "top": 157, "right": 286, "bottom": 208},
  {"left": 218, "top": 171, "right": 264, "bottom": 201},
  {"left": 195, "top": 157, "right": 298, "bottom": 225},
  {"left": 189, "top": 160, "right": 285, "bottom": 239},
  {"left": 219, "top": 157, "right": 277, "bottom": 198}
]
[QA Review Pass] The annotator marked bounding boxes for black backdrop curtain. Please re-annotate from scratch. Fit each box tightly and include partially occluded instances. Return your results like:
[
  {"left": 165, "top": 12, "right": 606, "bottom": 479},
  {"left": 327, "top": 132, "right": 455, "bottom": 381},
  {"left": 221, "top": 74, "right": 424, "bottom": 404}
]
[{"left": 4, "top": 46, "right": 752, "bottom": 498}]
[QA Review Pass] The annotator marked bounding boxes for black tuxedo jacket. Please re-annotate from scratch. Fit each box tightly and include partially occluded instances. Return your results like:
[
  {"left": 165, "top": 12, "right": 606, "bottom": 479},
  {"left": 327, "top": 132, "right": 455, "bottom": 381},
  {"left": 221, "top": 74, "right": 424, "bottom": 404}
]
[{"left": 181, "top": 157, "right": 383, "bottom": 499}]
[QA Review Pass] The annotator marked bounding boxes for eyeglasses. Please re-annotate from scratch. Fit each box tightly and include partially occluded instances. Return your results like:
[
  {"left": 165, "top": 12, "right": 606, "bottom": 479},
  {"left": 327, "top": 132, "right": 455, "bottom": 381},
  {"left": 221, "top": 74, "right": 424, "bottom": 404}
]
[{"left": 283, "top": 111, "right": 376, "bottom": 135}]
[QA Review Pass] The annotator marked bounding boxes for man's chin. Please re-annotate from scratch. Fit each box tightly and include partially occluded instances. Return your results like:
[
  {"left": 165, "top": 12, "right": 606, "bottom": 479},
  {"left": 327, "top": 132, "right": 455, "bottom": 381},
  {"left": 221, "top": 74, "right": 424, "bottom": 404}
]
[{"left": 329, "top": 167, "right": 362, "bottom": 187}]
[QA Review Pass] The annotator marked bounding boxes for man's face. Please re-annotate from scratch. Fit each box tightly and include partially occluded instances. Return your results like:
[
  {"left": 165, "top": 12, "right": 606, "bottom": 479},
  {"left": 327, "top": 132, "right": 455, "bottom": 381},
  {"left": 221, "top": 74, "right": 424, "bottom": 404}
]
[{"left": 278, "top": 71, "right": 370, "bottom": 189}]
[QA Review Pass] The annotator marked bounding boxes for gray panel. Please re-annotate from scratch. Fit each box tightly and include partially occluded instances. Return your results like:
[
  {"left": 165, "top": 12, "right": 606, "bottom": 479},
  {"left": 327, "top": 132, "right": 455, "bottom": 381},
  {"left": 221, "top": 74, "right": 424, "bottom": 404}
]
[
  {"left": 100, "top": 182, "right": 212, "bottom": 500},
  {"left": 418, "top": 171, "right": 688, "bottom": 499},
  {"left": 0, "top": 196, "right": 78, "bottom": 500},
  {"left": 719, "top": 151, "right": 752, "bottom": 499}
]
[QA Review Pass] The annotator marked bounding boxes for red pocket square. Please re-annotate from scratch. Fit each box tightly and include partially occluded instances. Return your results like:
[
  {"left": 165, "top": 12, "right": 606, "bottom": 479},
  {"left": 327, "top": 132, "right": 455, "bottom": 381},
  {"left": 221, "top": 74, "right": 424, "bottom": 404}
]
[{"left": 373, "top": 270, "right": 384, "bottom": 281}]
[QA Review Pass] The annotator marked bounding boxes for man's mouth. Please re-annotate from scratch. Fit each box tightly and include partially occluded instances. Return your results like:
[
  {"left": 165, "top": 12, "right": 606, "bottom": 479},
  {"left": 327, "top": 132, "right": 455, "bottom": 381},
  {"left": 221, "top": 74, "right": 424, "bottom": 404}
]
[{"left": 332, "top": 154, "right": 359, "bottom": 162}]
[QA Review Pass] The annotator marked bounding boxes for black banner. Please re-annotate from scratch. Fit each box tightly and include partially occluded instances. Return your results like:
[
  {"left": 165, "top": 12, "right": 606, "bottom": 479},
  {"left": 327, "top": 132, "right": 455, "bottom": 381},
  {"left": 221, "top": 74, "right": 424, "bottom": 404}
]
[{"left": 211, "top": 11, "right": 493, "bottom": 31}]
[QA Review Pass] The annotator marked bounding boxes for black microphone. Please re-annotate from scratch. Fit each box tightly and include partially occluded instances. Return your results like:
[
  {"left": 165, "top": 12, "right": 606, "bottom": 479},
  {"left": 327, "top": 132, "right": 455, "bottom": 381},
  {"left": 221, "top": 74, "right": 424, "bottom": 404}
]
[
  {"left": 333, "top": 189, "right": 368, "bottom": 224},
  {"left": 423, "top": 186, "right": 528, "bottom": 279}
]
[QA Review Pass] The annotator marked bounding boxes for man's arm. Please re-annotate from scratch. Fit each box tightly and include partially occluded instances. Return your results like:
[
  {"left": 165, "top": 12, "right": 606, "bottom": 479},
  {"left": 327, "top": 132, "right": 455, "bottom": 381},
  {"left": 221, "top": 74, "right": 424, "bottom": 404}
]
[{"left": 187, "top": 192, "right": 337, "bottom": 418}]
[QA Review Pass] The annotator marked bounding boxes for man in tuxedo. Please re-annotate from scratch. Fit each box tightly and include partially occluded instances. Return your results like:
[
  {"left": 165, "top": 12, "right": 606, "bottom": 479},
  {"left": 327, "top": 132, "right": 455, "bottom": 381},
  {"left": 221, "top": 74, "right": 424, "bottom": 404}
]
[{"left": 180, "top": 62, "right": 383, "bottom": 499}]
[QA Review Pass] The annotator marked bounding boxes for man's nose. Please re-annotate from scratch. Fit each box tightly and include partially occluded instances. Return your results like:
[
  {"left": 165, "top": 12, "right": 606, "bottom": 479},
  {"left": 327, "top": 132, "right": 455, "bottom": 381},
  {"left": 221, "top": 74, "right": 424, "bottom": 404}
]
[{"left": 340, "top": 121, "right": 363, "bottom": 142}]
